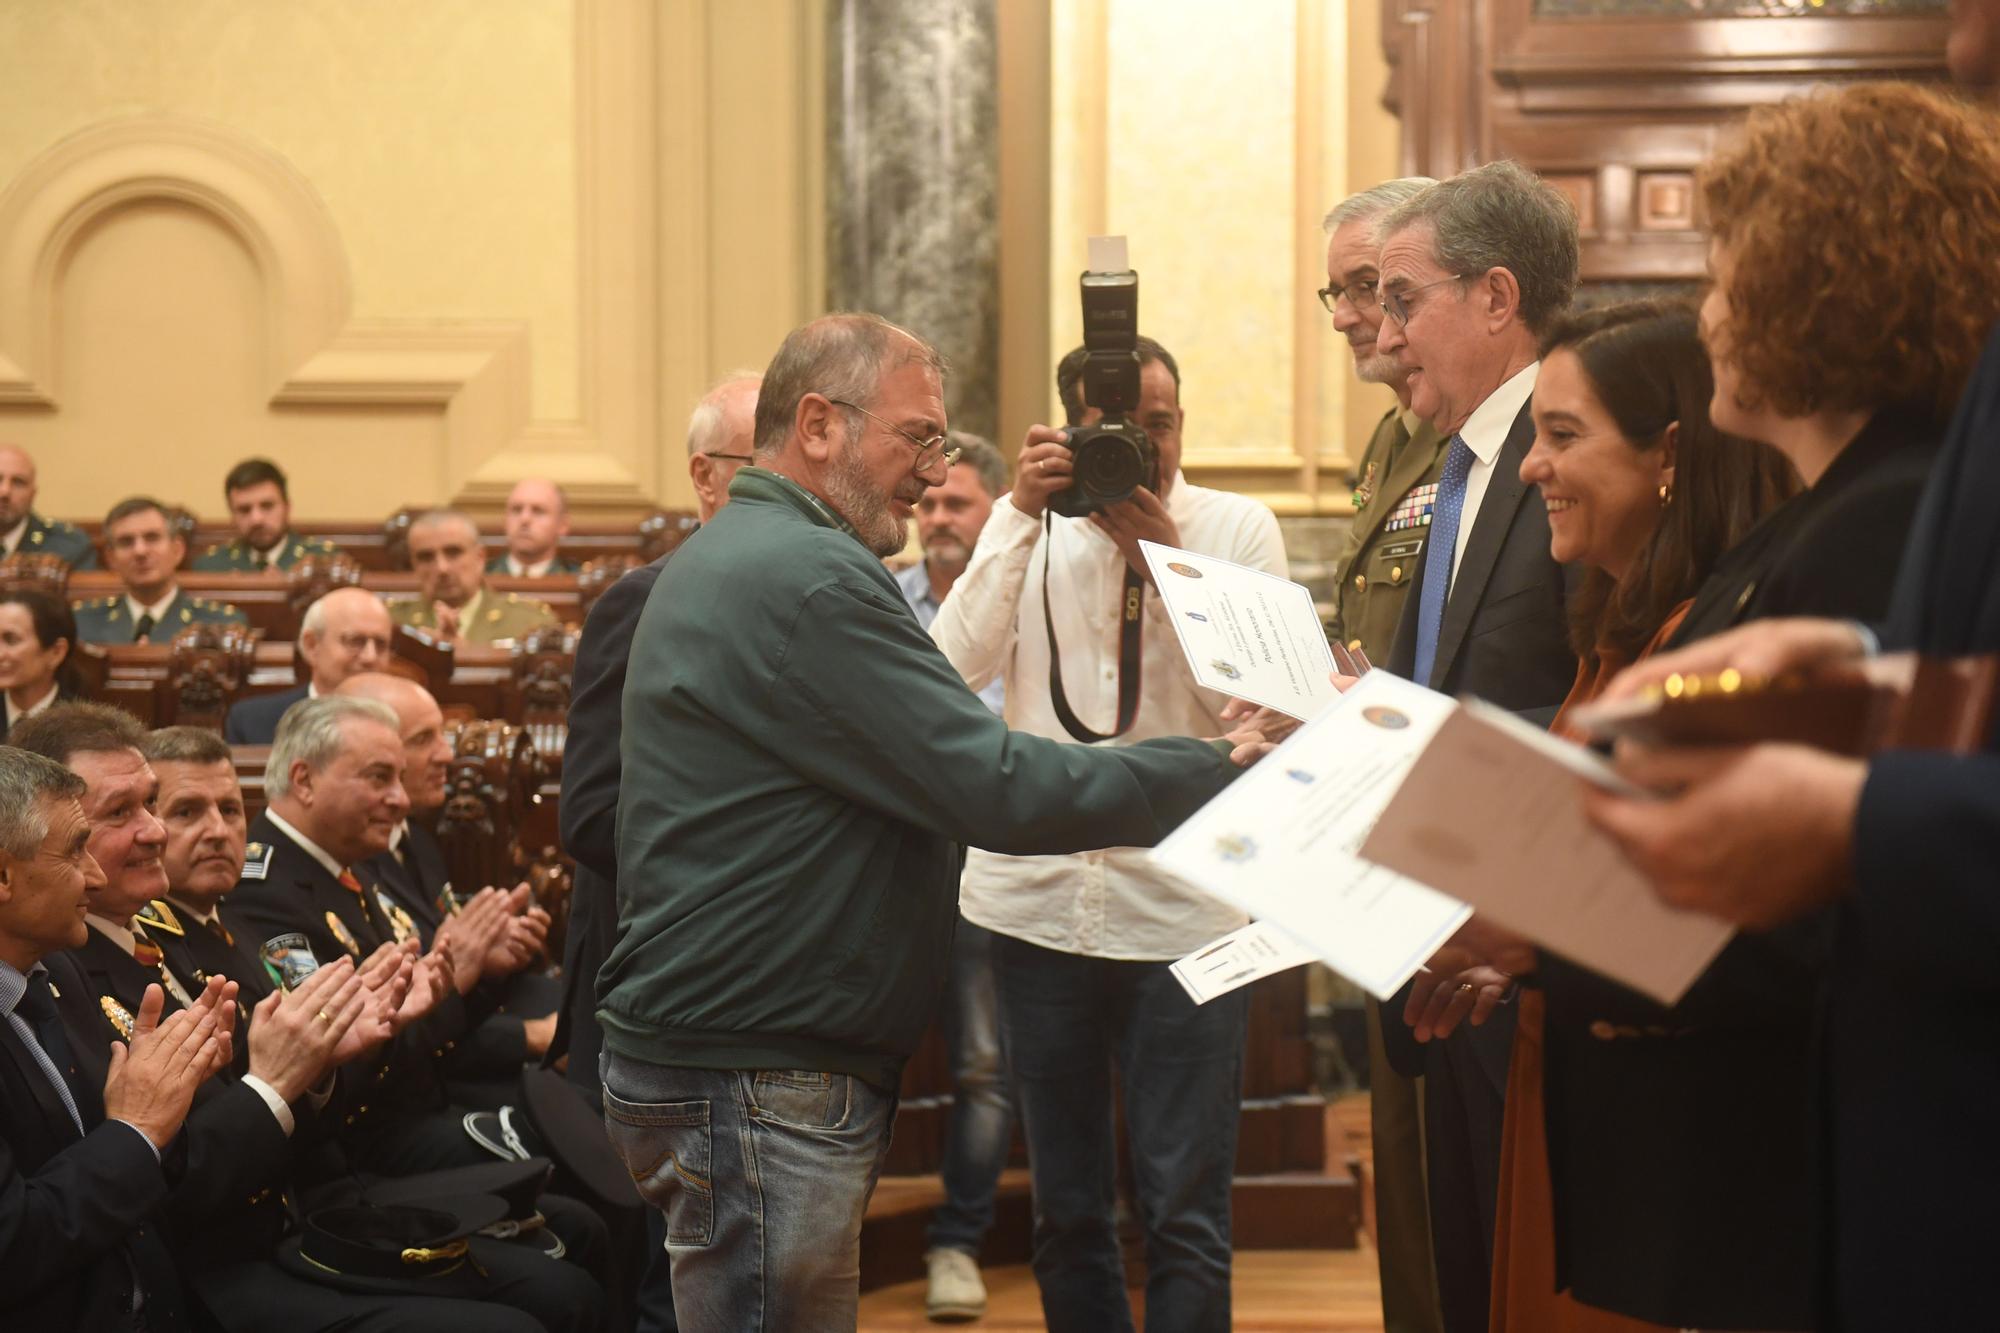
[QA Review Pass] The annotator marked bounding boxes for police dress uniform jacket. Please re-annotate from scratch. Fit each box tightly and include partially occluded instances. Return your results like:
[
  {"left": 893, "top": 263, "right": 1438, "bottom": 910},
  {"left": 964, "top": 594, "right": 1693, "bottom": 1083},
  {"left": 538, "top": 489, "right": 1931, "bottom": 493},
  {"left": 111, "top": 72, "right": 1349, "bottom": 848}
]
[
  {"left": 554, "top": 550, "right": 670, "bottom": 1095},
  {"left": 363, "top": 822, "right": 535, "bottom": 1074},
  {"left": 1537, "top": 406, "right": 1947, "bottom": 1330},
  {"left": 486, "top": 552, "right": 582, "bottom": 576},
  {"left": 1378, "top": 395, "right": 1575, "bottom": 1333},
  {"left": 0, "top": 951, "right": 190, "bottom": 1331},
  {"left": 221, "top": 814, "right": 477, "bottom": 1143},
  {"left": 63, "top": 923, "right": 297, "bottom": 1270},
  {"left": 389, "top": 587, "right": 561, "bottom": 643},
  {"left": 601, "top": 467, "right": 1239, "bottom": 1092},
  {"left": 191, "top": 531, "right": 338, "bottom": 572},
  {"left": 1331, "top": 404, "right": 1449, "bottom": 658},
  {"left": 222, "top": 683, "right": 310, "bottom": 745},
  {"left": 72, "top": 588, "right": 249, "bottom": 644},
  {"left": 12, "top": 512, "right": 98, "bottom": 568}
]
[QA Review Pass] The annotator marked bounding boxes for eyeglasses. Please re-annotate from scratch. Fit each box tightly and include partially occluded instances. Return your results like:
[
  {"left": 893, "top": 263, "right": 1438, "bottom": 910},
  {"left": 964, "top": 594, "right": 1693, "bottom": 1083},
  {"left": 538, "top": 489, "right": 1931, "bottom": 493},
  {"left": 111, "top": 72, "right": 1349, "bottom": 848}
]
[
  {"left": 1316, "top": 279, "right": 1379, "bottom": 314},
  {"left": 1380, "top": 274, "right": 1469, "bottom": 326},
  {"left": 826, "top": 398, "right": 960, "bottom": 472},
  {"left": 702, "top": 452, "right": 754, "bottom": 464}
]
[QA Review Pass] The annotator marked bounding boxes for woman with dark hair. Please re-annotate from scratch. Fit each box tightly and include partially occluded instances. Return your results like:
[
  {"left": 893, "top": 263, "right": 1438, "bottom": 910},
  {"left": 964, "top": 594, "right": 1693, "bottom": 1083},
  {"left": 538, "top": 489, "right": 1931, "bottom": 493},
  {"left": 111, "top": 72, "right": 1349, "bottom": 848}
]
[
  {"left": 0, "top": 587, "right": 82, "bottom": 737},
  {"left": 1431, "top": 300, "right": 1792, "bottom": 1332},
  {"left": 1531, "top": 82, "right": 2000, "bottom": 1330}
]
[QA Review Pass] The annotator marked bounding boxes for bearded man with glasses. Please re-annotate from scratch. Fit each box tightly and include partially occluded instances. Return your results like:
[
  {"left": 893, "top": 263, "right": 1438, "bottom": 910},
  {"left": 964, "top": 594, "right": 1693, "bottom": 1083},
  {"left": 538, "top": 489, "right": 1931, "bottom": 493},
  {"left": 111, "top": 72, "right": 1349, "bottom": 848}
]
[{"left": 597, "top": 313, "right": 1271, "bottom": 1333}]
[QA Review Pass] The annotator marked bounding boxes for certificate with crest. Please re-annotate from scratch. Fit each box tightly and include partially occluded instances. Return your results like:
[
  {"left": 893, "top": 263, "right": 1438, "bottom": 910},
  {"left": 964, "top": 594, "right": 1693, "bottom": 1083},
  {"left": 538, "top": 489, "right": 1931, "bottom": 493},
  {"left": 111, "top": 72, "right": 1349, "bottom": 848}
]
[
  {"left": 1139, "top": 540, "right": 1341, "bottom": 721},
  {"left": 1150, "top": 671, "right": 1470, "bottom": 999}
]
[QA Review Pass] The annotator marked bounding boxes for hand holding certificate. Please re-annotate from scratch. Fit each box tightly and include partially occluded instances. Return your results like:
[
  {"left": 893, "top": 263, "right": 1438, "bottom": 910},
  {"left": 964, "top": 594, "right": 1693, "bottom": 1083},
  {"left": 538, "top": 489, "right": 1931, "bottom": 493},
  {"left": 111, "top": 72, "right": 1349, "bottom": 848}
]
[{"left": 1139, "top": 540, "right": 1342, "bottom": 720}]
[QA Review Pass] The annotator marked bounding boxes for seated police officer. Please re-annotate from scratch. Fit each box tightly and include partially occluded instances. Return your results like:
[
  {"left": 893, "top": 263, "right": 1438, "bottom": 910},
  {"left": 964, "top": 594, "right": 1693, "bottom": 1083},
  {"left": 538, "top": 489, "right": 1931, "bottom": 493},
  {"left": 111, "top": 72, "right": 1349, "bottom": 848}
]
[
  {"left": 74, "top": 497, "right": 247, "bottom": 644},
  {"left": 0, "top": 743, "right": 227, "bottom": 1330},
  {"left": 0, "top": 442, "right": 97, "bottom": 567},
  {"left": 192, "top": 458, "right": 337, "bottom": 572}
]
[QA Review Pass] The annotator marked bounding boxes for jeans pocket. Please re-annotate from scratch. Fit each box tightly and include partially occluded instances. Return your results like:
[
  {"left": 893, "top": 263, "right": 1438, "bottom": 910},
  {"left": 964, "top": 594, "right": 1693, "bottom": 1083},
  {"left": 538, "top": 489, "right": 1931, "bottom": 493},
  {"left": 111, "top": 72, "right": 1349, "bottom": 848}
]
[
  {"left": 746, "top": 1069, "right": 851, "bottom": 1131},
  {"left": 602, "top": 1091, "right": 715, "bottom": 1246}
]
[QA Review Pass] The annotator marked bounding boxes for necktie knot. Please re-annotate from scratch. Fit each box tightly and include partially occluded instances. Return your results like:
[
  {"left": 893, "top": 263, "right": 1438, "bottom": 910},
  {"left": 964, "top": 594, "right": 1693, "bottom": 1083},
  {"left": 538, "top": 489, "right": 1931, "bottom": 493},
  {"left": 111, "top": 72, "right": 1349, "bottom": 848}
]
[
  {"left": 337, "top": 868, "right": 366, "bottom": 900},
  {"left": 205, "top": 915, "right": 236, "bottom": 949}
]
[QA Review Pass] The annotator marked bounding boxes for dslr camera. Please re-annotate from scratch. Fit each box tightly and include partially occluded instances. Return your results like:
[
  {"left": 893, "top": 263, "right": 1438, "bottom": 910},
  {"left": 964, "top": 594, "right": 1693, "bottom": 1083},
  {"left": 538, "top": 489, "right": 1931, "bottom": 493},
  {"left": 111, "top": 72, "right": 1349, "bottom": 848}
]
[{"left": 1048, "top": 247, "right": 1158, "bottom": 519}]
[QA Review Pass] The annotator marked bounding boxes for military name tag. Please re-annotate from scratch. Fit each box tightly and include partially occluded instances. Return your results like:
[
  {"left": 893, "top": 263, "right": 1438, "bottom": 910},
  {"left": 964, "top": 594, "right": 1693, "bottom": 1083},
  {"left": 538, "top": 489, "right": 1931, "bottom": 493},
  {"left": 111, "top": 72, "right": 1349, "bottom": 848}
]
[{"left": 262, "top": 933, "right": 321, "bottom": 992}]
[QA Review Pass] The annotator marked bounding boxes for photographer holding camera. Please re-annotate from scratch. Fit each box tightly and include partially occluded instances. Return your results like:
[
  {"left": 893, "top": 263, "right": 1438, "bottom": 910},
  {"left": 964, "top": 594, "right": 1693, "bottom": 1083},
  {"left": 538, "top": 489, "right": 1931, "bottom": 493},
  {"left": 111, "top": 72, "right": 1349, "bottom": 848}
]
[{"left": 929, "top": 328, "right": 1285, "bottom": 1333}]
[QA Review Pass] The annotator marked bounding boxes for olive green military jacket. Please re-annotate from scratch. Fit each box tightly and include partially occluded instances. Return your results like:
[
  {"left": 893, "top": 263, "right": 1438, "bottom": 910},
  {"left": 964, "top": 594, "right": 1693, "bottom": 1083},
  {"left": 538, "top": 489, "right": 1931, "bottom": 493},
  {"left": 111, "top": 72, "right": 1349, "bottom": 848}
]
[
  {"left": 14, "top": 513, "right": 98, "bottom": 569},
  {"left": 190, "top": 531, "right": 337, "bottom": 572},
  {"left": 72, "top": 589, "right": 248, "bottom": 643},
  {"left": 389, "top": 587, "right": 560, "bottom": 643},
  {"left": 1330, "top": 405, "right": 1450, "bottom": 659}
]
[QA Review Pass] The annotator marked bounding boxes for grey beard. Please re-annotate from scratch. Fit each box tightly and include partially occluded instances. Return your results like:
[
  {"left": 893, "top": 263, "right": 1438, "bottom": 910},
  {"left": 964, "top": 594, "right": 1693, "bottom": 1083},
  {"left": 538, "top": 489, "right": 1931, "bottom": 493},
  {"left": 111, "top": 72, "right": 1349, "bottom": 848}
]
[
  {"left": 924, "top": 538, "right": 971, "bottom": 573},
  {"left": 823, "top": 441, "right": 909, "bottom": 558},
  {"left": 1354, "top": 350, "right": 1402, "bottom": 385}
]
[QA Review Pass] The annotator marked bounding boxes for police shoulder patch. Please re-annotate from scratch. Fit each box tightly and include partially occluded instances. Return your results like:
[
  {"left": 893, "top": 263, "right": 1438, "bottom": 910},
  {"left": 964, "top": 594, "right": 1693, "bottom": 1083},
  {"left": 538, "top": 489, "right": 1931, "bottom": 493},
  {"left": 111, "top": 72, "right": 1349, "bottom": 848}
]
[{"left": 241, "top": 841, "right": 274, "bottom": 881}]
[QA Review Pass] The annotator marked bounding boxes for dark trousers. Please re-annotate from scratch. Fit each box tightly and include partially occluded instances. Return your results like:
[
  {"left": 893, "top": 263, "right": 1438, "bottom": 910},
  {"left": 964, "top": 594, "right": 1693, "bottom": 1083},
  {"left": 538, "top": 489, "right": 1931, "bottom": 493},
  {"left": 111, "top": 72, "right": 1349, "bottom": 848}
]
[
  {"left": 926, "top": 916, "right": 1015, "bottom": 1257},
  {"left": 991, "top": 933, "right": 1246, "bottom": 1333}
]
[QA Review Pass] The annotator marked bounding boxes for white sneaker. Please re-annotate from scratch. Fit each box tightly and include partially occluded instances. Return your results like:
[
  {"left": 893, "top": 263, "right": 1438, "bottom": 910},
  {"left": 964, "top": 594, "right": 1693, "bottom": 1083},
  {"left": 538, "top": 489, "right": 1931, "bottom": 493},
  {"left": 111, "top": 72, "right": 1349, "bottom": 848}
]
[{"left": 924, "top": 1247, "right": 988, "bottom": 1322}]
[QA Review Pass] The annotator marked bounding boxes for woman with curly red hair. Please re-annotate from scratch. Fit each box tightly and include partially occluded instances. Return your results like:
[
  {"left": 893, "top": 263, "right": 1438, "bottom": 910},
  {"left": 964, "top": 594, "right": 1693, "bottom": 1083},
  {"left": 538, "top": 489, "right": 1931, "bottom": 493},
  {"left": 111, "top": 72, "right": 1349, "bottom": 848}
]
[{"left": 1530, "top": 81, "right": 2000, "bottom": 1331}]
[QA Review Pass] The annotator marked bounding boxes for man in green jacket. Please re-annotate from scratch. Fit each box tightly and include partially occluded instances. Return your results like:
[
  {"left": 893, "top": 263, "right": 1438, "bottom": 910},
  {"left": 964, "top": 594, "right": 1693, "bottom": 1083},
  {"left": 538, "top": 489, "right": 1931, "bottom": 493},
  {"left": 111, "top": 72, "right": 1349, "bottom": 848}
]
[{"left": 598, "top": 313, "right": 1259, "bottom": 1332}]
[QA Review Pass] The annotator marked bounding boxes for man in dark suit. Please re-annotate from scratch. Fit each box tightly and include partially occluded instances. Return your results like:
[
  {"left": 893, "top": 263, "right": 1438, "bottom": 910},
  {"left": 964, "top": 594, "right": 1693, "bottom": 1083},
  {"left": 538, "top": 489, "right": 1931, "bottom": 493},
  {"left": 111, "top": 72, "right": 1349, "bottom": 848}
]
[
  {"left": 1368, "top": 161, "right": 1579, "bottom": 1333},
  {"left": 0, "top": 444, "right": 98, "bottom": 568},
  {"left": 223, "top": 587, "right": 395, "bottom": 744},
  {"left": 0, "top": 744, "right": 229, "bottom": 1331},
  {"left": 554, "top": 372, "right": 756, "bottom": 1333}
]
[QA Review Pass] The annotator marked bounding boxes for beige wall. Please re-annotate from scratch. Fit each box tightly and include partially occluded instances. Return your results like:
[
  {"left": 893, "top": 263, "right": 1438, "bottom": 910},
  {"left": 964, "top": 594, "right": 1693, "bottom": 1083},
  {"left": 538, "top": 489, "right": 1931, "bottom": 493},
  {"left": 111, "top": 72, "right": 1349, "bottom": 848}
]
[
  {"left": 1033, "top": 0, "right": 1398, "bottom": 515},
  {"left": 0, "top": 0, "right": 825, "bottom": 525},
  {"left": 0, "top": 0, "right": 1393, "bottom": 526}
]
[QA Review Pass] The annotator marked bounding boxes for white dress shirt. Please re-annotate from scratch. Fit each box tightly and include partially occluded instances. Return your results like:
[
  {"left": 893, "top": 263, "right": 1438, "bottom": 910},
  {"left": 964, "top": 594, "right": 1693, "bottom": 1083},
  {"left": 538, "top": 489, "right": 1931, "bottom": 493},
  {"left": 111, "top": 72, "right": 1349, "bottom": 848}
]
[
  {"left": 0, "top": 517, "right": 25, "bottom": 557},
  {"left": 1446, "top": 360, "right": 1539, "bottom": 587},
  {"left": 929, "top": 473, "right": 1289, "bottom": 959},
  {"left": 504, "top": 555, "right": 557, "bottom": 577},
  {"left": 124, "top": 586, "right": 183, "bottom": 628}
]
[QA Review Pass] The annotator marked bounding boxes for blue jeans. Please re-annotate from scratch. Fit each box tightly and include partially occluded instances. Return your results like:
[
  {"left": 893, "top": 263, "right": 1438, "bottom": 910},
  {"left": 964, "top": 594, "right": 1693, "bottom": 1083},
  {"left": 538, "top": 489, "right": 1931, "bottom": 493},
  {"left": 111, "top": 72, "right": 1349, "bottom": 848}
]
[
  {"left": 600, "top": 1052, "right": 898, "bottom": 1333},
  {"left": 926, "top": 916, "right": 1015, "bottom": 1256},
  {"left": 991, "top": 933, "right": 1247, "bottom": 1333}
]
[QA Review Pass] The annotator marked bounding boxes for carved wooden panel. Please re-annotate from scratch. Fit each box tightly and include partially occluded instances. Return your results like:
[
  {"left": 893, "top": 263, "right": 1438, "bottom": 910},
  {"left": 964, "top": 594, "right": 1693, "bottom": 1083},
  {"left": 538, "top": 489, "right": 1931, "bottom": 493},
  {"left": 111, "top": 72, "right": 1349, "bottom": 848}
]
[
  {"left": 0, "top": 553, "right": 71, "bottom": 598},
  {"left": 637, "top": 510, "right": 700, "bottom": 563},
  {"left": 163, "top": 621, "right": 257, "bottom": 730},
  {"left": 1380, "top": 0, "right": 1951, "bottom": 281}
]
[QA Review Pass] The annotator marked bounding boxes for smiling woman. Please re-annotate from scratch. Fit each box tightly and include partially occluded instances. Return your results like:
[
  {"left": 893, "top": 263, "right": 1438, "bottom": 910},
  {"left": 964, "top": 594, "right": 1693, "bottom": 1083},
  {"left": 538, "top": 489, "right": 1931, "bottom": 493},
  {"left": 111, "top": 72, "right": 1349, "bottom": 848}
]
[{"left": 0, "top": 588, "right": 81, "bottom": 738}]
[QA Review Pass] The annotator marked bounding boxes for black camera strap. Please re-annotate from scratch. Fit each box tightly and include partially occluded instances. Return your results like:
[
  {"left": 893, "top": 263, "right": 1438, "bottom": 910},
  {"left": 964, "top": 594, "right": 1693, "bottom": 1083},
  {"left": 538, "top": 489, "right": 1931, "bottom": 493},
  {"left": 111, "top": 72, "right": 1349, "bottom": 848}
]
[{"left": 1041, "top": 511, "right": 1146, "bottom": 743}]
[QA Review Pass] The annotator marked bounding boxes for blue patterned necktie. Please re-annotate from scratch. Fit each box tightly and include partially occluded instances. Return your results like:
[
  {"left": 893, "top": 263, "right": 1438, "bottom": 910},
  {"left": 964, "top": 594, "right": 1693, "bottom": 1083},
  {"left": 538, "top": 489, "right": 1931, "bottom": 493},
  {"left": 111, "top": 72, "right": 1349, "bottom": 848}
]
[{"left": 1412, "top": 433, "right": 1475, "bottom": 687}]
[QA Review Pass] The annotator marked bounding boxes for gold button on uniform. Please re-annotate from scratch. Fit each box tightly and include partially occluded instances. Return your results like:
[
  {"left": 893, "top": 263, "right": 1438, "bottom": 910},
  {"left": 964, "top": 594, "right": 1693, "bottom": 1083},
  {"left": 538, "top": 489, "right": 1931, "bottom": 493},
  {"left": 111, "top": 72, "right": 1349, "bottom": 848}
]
[
  {"left": 1352, "top": 574, "right": 1366, "bottom": 591},
  {"left": 1347, "top": 638, "right": 1362, "bottom": 652},
  {"left": 1391, "top": 565, "right": 1404, "bottom": 582}
]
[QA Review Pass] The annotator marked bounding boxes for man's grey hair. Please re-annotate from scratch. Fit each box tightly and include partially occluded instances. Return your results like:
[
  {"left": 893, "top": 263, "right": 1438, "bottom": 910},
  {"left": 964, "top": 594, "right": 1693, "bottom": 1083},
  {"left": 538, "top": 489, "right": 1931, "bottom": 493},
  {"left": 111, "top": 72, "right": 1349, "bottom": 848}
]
[
  {"left": 1376, "top": 161, "right": 1580, "bottom": 335},
  {"left": 949, "top": 433, "right": 1009, "bottom": 499},
  {"left": 685, "top": 372, "right": 763, "bottom": 458},
  {"left": 266, "top": 695, "right": 400, "bottom": 801},
  {"left": 408, "top": 508, "right": 480, "bottom": 543},
  {"left": 1323, "top": 177, "right": 1438, "bottom": 233},
  {"left": 752, "top": 313, "right": 949, "bottom": 456},
  {"left": 0, "top": 746, "right": 87, "bottom": 860}
]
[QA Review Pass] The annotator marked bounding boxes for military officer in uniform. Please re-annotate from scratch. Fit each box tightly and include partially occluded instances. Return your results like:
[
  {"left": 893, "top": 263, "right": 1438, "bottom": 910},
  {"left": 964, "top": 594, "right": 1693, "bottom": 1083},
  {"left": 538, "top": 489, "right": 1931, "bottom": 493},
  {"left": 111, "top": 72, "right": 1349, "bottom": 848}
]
[
  {"left": 391, "top": 508, "right": 559, "bottom": 644},
  {"left": 73, "top": 496, "right": 246, "bottom": 644},
  {"left": 191, "top": 458, "right": 337, "bottom": 572},
  {"left": 487, "top": 478, "right": 581, "bottom": 576},
  {"left": 1321, "top": 178, "right": 1454, "bottom": 1333},
  {"left": 0, "top": 442, "right": 99, "bottom": 567}
]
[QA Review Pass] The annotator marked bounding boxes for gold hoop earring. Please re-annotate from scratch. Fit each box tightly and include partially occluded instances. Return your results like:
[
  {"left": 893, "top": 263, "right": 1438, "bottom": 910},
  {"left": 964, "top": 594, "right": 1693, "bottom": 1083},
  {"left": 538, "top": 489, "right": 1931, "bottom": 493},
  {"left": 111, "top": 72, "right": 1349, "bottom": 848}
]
[{"left": 1658, "top": 482, "right": 1673, "bottom": 507}]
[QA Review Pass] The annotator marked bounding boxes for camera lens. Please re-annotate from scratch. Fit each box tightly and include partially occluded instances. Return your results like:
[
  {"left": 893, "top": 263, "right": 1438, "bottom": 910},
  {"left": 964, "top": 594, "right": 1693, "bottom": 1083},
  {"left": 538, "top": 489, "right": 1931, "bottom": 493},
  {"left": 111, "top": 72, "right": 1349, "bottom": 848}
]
[{"left": 1076, "top": 434, "right": 1142, "bottom": 499}]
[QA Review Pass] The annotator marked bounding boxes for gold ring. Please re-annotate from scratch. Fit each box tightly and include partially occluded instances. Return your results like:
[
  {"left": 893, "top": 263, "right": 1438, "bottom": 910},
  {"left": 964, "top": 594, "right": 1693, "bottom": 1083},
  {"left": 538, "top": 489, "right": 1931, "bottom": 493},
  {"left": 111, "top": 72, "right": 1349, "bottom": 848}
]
[
  {"left": 316, "top": 1009, "right": 333, "bottom": 1024},
  {"left": 1456, "top": 983, "right": 1474, "bottom": 993}
]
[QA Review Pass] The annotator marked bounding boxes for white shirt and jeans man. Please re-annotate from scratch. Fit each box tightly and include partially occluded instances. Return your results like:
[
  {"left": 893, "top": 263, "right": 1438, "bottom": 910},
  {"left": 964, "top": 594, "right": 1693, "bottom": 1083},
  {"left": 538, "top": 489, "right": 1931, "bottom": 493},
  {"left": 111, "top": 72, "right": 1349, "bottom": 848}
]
[{"left": 932, "top": 458, "right": 1286, "bottom": 1333}]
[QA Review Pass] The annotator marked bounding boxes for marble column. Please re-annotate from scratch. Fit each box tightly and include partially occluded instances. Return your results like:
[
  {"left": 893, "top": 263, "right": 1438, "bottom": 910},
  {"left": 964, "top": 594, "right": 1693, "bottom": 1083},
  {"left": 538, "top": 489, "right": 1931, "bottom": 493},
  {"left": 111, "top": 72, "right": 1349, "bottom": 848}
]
[{"left": 826, "top": 0, "right": 999, "bottom": 441}]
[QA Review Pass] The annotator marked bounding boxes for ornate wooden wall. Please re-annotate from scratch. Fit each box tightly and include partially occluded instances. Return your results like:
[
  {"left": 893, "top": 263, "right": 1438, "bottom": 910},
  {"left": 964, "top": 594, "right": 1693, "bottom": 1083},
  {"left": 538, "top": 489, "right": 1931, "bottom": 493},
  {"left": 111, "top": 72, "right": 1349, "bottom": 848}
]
[{"left": 1380, "top": 0, "right": 1952, "bottom": 282}]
